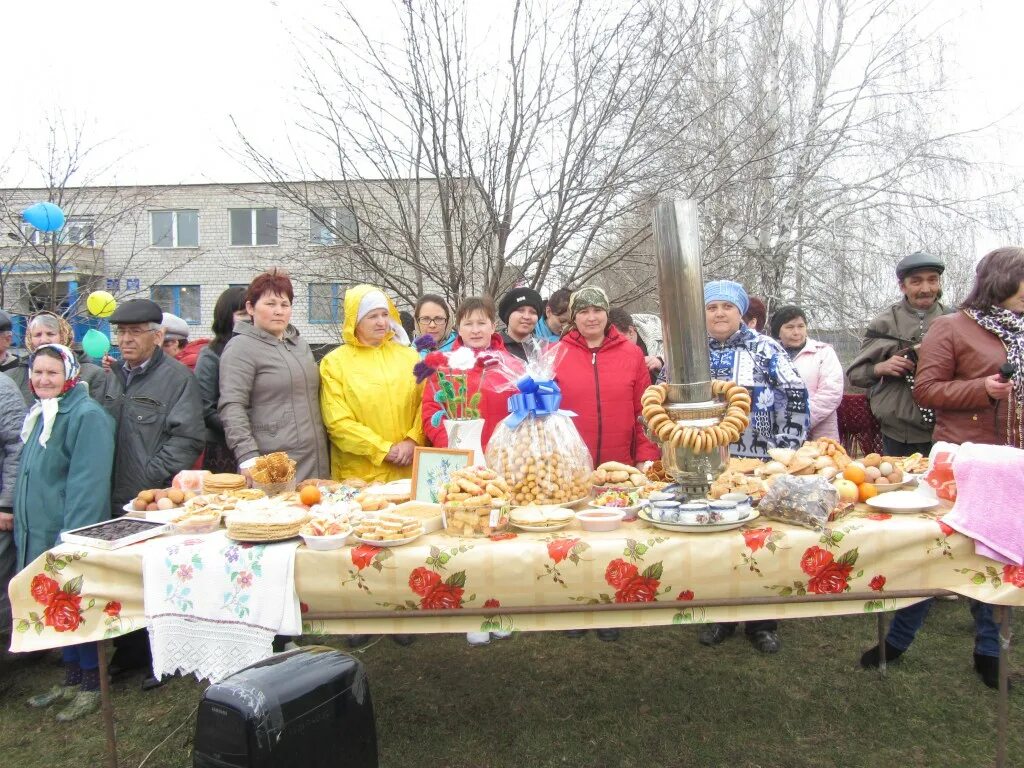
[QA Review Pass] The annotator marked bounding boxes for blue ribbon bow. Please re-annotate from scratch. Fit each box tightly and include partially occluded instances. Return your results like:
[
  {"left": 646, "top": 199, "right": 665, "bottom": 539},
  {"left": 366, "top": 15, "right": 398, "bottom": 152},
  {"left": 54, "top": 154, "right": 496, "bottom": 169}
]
[{"left": 505, "top": 375, "right": 574, "bottom": 428}]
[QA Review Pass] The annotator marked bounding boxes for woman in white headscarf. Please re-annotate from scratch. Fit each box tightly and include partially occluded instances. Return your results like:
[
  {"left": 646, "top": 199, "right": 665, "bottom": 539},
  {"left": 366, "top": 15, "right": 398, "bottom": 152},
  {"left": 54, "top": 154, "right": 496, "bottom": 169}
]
[
  {"left": 319, "top": 284, "right": 425, "bottom": 483},
  {"left": 14, "top": 343, "right": 115, "bottom": 721}
]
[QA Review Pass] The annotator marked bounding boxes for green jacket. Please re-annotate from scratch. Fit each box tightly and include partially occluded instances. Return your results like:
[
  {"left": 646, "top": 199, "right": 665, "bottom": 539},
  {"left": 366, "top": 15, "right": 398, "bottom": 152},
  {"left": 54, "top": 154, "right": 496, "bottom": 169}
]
[
  {"left": 846, "top": 298, "right": 949, "bottom": 444},
  {"left": 13, "top": 384, "right": 115, "bottom": 570}
]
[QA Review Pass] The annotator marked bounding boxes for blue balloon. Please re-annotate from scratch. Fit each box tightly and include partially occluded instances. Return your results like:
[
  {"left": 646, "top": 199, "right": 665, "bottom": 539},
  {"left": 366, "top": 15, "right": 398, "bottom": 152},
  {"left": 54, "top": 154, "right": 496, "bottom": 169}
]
[
  {"left": 22, "top": 202, "right": 66, "bottom": 232},
  {"left": 81, "top": 328, "right": 111, "bottom": 359}
]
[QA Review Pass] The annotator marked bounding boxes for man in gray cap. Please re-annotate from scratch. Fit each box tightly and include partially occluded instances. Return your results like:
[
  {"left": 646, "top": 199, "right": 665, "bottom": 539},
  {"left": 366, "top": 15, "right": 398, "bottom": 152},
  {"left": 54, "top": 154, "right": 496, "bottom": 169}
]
[
  {"left": 104, "top": 299, "right": 204, "bottom": 685},
  {"left": 0, "top": 310, "right": 22, "bottom": 378},
  {"left": 0, "top": 371, "right": 25, "bottom": 642},
  {"left": 847, "top": 251, "right": 948, "bottom": 456},
  {"left": 160, "top": 312, "right": 190, "bottom": 358}
]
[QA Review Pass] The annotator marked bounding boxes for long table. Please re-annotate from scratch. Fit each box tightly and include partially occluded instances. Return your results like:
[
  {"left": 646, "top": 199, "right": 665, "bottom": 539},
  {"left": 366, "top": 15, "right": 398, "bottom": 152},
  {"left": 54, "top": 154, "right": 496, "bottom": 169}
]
[{"left": 8, "top": 508, "right": 1022, "bottom": 767}]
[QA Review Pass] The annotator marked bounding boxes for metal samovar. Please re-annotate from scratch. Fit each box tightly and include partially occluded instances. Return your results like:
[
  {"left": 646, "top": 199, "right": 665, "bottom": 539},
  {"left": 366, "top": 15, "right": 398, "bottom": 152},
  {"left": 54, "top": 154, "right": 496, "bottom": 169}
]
[{"left": 648, "top": 197, "right": 730, "bottom": 497}]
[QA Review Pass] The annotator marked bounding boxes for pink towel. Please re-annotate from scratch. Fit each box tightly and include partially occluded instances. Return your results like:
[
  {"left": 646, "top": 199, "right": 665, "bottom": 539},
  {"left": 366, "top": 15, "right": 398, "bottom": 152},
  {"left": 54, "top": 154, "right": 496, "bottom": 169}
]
[{"left": 943, "top": 443, "right": 1024, "bottom": 565}]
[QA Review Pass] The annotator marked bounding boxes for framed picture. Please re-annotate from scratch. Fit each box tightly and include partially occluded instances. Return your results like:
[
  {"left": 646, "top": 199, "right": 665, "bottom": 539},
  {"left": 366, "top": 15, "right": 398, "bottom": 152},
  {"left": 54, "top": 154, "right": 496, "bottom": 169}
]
[{"left": 411, "top": 447, "right": 473, "bottom": 503}]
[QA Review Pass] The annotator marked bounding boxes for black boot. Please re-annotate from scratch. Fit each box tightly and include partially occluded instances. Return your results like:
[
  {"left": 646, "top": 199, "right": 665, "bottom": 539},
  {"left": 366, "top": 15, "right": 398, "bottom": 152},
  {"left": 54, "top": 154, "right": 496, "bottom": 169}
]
[
  {"left": 859, "top": 642, "right": 905, "bottom": 669},
  {"left": 973, "top": 653, "right": 1009, "bottom": 690}
]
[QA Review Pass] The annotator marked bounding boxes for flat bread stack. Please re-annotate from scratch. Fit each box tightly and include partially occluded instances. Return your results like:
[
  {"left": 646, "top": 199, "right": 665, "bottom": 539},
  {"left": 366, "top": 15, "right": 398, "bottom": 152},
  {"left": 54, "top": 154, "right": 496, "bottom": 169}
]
[
  {"left": 226, "top": 505, "right": 310, "bottom": 542},
  {"left": 204, "top": 474, "right": 247, "bottom": 494},
  {"left": 509, "top": 505, "right": 574, "bottom": 529}
]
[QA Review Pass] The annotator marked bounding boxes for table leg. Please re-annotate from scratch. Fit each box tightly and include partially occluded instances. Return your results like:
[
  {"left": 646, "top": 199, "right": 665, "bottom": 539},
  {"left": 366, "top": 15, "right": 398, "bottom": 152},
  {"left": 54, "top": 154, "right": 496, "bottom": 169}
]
[
  {"left": 996, "top": 606, "right": 1011, "bottom": 768},
  {"left": 877, "top": 613, "right": 887, "bottom": 676},
  {"left": 97, "top": 639, "right": 118, "bottom": 768}
]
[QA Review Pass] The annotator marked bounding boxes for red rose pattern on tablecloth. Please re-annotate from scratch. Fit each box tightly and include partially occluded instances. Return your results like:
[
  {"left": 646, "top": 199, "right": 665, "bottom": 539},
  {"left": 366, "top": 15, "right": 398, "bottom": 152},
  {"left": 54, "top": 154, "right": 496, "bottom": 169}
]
[
  {"left": 737, "top": 526, "right": 786, "bottom": 575},
  {"left": 409, "top": 567, "right": 442, "bottom": 597},
  {"left": 15, "top": 552, "right": 96, "bottom": 636},
  {"left": 866, "top": 512, "right": 892, "bottom": 521},
  {"left": 604, "top": 559, "right": 639, "bottom": 589},
  {"left": 767, "top": 545, "right": 861, "bottom": 597},
  {"left": 676, "top": 590, "right": 694, "bottom": 601},
  {"left": 342, "top": 543, "right": 395, "bottom": 592},
  {"left": 571, "top": 538, "right": 670, "bottom": 607},
  {"left": 376, "top": 543, "right": 477, "bottom": 614},
  {"left": 869, "top": 575, "right": 886, "bottom": 592},
  {"left": 1003, "top": 565, "right": 1024, "bottom": 588},
  {"left": 489, "top": 532, "right": 517, "bottom": 541},
  {"left": 542, "top": 536, "right": 591, "bottom": 587},
  {"left": 928, "top": 519, "right": 956, "bottom": 559}
]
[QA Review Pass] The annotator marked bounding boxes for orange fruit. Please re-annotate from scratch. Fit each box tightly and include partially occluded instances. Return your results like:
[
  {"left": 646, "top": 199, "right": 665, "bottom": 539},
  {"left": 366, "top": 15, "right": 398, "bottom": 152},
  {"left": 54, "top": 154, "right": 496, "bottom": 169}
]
[
  {"left": 857, "top": 482, "right": 879, "bottom": 503},
  {"left": 842, "top": 465, "right": 866, "bottom": 484},
  {"left": 299, "top": 485, "right": 322, "bottom": 507}
]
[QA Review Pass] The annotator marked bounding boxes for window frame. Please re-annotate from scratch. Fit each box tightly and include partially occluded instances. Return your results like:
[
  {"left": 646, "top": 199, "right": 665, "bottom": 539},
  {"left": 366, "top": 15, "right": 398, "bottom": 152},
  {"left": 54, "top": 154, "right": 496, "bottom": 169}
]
[
  {"left": 308, "top": 206, "right": 359, "bottom": 246},
  {"left": 308, "top": 282, "right": 343, "bottom": 325},
  {"left": 150, "top": 209, "right": 200, "bottom": 249},
  {"left": 150, "top": 284, "right": 202, "bottom": 325},
  {"left": 228, "top": 207, "right": 279, "bottom": 247}
]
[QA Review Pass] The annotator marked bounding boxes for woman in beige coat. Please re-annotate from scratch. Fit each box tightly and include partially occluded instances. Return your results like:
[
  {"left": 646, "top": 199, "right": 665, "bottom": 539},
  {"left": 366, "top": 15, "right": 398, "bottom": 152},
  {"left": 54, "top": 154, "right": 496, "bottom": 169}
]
[{"left": 219, "top": 270, "right": 330, "bottom": 482}]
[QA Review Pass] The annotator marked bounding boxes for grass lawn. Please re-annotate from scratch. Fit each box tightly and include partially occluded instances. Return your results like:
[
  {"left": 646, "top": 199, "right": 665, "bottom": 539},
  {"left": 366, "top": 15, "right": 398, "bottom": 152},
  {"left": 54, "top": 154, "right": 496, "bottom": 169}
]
[{"left": 1, "top": 600, "right": 1022, "bottom": 767}]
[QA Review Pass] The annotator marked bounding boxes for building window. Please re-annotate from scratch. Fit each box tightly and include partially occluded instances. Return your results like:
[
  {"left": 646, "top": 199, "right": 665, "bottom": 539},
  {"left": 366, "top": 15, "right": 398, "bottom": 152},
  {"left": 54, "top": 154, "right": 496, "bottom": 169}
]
[
  {"left": 309, "top": 283, "right": 343, "bottom": 324},
  {"left": 151, "top": 285, "right": 201, "bottom": 324},
  {"left": 230, "top": 208, "right": 278, "bottom": 246},
  {"left": 20, "top": 216, "right": 96, "bottom": 246},
  {"left": 151, "top": 210, "right": 199, "bottom": 248},
  {"left": 309, "top": 207, "right": 358, "bottom": 245}
]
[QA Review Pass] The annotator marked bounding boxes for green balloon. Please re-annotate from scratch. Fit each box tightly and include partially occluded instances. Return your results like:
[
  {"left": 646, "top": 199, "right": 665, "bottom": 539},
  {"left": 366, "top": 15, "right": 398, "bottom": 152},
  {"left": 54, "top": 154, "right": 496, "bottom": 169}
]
[{"left": 81, "top": 328, "right": 110, "bottom": 359}]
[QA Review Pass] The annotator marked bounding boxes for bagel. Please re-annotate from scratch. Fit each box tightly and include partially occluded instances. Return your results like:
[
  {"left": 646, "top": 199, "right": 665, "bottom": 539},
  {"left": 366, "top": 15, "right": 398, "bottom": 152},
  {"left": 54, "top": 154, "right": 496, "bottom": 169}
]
[
  {"left": 658, "top": 421, "right": 676, "bottom": 442},
  {"left": 647, "top": 413, "right": 669, "bottom": 430},
  {"left": 730, "top": 400, "right": 751, "bottom": 414},
  {"left": 726, "top": 384, "right": 749, "bottom": 400}
]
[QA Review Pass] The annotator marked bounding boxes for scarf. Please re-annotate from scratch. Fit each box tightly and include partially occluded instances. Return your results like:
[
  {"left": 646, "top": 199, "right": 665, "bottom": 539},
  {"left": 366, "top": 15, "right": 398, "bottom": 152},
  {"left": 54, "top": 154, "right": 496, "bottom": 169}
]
[
  {"left": 21, "top": 344, "right": 81, "bottom": 448},
  {"left": 356, "top": 289, "right": 410, "bottom": 346},
  {"left": 968, "top": 307, "right": 1024, "bottom": 403}
]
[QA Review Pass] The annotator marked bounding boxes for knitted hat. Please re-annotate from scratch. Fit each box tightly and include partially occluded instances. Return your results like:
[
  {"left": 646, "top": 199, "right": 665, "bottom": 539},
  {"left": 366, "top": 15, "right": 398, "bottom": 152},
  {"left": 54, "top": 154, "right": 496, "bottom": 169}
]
[
  {"left": 498, "top": 287, "right": 544, "bottom": 325},
  {"left": 703, "top": 280, "right": 749, "bottom": 316}
]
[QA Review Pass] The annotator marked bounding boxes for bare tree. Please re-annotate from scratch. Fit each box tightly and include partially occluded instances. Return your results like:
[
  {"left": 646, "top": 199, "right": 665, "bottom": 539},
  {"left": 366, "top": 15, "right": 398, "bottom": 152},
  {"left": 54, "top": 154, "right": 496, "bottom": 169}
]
[{"left": 233, "top": 0, "right": 714, "bottom": 305}]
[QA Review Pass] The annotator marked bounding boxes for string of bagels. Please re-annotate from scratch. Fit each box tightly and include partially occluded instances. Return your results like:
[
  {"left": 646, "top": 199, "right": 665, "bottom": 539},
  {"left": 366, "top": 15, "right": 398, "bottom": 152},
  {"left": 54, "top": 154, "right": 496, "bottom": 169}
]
[{"left": 641, "top": 381, "right": 751, "bottom": 453}]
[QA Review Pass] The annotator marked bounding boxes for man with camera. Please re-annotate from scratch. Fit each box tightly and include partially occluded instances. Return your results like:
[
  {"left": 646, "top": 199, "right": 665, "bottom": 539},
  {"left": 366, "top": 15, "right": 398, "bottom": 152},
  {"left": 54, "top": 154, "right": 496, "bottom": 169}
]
[{"left": 847, "top": 252, "right": 949, "bottom": 456}]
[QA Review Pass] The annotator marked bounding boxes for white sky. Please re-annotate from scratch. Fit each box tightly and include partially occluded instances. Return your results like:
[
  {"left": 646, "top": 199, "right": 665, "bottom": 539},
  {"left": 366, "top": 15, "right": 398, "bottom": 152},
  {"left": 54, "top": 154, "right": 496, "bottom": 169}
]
[{"left": 0, "top": 0, "right": 1022, "bottom": 195}]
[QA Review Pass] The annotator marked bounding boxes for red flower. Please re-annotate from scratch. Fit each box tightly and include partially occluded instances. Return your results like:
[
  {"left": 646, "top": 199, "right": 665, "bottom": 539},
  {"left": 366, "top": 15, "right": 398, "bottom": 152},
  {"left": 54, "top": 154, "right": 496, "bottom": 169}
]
[
  {"left": 614, "top": 576, "right": 660, "bottom": 603},
  {"left": 938, "top": 521, "right": 955, "bottom": 537},
  {"left": 869, "top": 575, "right": 886, "bottom": 592},
  {"left": 1003, "top": 565, "right": 1024, "bottom": 588},
  {"left": 408, "top": 567, "right": 442, "bottom": 597},
  {"left": 866, "top": 512, "right": 892, "bottom": 521},
  {"left": 483, "top": 598, "right": 501, "bottom": 609},
  {"left": 43, "top": 591, "right": 83, "bottom": 632},
  {"left": 800, "top": 546, "right": 833, "bottom": 576},
  {"left": 676, "top": 590, "right": 694, "bottom": 601},
  {"left": 424, "top": 351, "right": 447, "bottom": 369},
  {"left": 103, "top": 601, "right": 121, "bottom": 617},
  {"left": 807, "top": 562, "right": 853, "bottom": 594},
  {"left": 351, "top": 543, "right": 381, "bottom": 570},
  {"left": 420, "top": 583, "right": 464, "bottom": 610},
  {"left": 489, "top": 532, "right": 517, "bottom": 541},
  {"left": 742, "top": 527, "right": 772, "bottom": 552},
  {"left": 604, "top": 558, "right": 639, "bottom": 588},
  {"left": 547, "top": 538, "right": 580, "bottom": 564},
  {"left": 30, "top": 574, "right": 60, "bottom": 605}
]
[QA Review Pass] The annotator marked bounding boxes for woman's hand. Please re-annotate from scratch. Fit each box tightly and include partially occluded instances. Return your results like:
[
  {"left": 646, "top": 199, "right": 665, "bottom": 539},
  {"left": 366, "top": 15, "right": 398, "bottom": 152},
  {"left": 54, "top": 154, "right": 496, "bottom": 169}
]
[
  {"left": 985, "top": 373, "right": 1013, "bottom": 401},
  {"left": 0, "top": 511, "right": 12, "bottom": 531}
]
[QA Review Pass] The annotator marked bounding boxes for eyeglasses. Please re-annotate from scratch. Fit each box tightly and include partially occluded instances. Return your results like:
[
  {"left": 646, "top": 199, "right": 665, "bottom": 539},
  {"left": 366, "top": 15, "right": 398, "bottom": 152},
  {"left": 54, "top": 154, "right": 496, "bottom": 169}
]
[
  {"left": 114, "top": 327, "right": 157, "bottom": 339},
  {"left": 417, "top": 316, "right": 447, "bottom": 326}
]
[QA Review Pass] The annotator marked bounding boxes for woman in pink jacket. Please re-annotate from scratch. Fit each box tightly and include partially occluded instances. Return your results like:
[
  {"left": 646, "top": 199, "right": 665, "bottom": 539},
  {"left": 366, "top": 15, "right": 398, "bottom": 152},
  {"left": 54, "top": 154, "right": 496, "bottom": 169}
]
[{"left": 770, "top": 306, "right": 844, "bottom": 440}]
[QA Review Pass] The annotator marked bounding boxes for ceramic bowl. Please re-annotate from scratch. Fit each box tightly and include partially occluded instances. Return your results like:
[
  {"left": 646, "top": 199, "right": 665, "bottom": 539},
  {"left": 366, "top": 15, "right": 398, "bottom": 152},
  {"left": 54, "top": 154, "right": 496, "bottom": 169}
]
[{"left": 575, "top": 509, "right": 626, "bottom": 532}]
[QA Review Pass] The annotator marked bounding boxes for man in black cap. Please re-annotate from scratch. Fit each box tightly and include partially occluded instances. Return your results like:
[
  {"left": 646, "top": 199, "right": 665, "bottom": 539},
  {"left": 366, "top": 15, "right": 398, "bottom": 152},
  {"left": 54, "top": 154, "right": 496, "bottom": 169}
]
[
  {"left": 847, "top": 251, "right": 948, "bottom": 456},
  {"left": 0, "top": 310, "right": 22, "bottom": 377},
  {"left": 103, "top": 299, "right": 204, "bottom": 686},
  {"left": 498, "top": 287, "right": 544, "bottom": 361}
]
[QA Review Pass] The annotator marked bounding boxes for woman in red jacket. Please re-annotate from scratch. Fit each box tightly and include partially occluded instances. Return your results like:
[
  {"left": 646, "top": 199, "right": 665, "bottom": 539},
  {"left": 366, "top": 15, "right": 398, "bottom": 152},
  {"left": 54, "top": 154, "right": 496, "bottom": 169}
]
[
  {"left": 421, "top": 296, "right": 521, "bottom": 451},
  {"left": 553, "top": 287, "right": 660, "bottom": 468}
]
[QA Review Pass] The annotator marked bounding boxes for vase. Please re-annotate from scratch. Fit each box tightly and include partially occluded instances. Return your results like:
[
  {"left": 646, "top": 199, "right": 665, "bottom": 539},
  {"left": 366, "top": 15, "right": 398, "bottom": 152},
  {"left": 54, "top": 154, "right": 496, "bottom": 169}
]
[{"left": 445, "top": 418, "right": 486, "bottom": 466}]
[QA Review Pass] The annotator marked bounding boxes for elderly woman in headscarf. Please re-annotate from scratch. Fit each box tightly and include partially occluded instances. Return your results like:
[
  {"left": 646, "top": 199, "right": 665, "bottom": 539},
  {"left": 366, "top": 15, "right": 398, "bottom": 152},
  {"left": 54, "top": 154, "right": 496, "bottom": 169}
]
[
  {"left": 696, "top": 281, "right": 809, "bottom": 656},
  {"left": 320, "top": 284, "right": 425, "bottom": 483},
  {"left": 9, "top": 312, "right": 107, "bottom": 405},
  {"left": 14, "top": 343, "right": 115, "bottom": 721}
]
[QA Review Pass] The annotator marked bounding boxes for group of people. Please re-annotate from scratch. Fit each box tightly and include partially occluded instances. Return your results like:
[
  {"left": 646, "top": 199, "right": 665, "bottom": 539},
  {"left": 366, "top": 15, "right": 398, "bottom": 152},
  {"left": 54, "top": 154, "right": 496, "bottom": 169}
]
[{"left": 0, "top": 244, "right": 1021, "bottom": 717}]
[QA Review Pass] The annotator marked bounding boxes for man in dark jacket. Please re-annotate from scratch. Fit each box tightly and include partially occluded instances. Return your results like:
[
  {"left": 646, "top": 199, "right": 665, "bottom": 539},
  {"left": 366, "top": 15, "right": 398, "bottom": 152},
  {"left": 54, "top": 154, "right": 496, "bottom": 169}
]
[
  {"left": 0, "top": 372, "right": 25, "bottom": 639},
  {"left": 846, "top": 252, "right": 947, "bottom": 456},
  {"left": 103, "top": 299, "right": 204, "bottom": 686},
  {"left": 498, "top": 287, "right": 544, "bottom": 361}
]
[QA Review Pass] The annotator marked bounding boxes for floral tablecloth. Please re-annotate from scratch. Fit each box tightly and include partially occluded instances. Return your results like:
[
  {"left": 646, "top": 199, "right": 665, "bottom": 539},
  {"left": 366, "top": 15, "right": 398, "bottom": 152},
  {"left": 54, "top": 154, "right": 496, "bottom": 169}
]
[{"left": 10, "top": 508, "right": 1024, "bottom": 651}]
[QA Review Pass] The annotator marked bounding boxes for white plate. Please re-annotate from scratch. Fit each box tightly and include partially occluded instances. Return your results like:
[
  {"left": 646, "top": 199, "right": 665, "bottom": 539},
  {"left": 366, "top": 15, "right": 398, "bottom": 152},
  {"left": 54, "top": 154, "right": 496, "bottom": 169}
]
[
  {"left": 865, "top": 491, "right": 939, "bottom": 513},
  {"left": 511, "top": 521, "right": 574, "bottom": 532},
  {"left": 352, "top": 532, "right": 424, "bottom": 548},
  {"left": 301, "top": 527, "right": 354, "bottom": 551},
  {"left": 122, "top": 501, "right": 185, "bottom": 523},
  {"left": 638, "top": 508, "right": 760, "bottom": 533},
  {"left": 589, "top": 503, "right": 643, "bottom": 515}
]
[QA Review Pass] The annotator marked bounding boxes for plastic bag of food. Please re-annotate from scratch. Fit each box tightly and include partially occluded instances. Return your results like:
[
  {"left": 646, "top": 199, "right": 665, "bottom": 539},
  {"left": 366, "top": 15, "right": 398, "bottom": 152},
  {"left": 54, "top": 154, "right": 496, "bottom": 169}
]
[
  {"left": 757, "top": 474, "right": 840, "bottom": 529},
  {"left": 485, "top": 339, "right": 593, "bottom": 506}
]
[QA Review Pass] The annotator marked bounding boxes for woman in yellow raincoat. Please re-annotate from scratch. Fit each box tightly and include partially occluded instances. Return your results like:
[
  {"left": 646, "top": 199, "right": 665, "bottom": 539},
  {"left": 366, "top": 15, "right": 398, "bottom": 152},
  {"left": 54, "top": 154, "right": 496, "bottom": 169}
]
[{"left": 320, "top": 285, "right": 425, "bottom": 483}]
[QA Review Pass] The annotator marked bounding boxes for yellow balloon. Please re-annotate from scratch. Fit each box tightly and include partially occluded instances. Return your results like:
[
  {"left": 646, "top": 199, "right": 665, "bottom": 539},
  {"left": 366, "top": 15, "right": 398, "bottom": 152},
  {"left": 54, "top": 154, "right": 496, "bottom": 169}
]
[{"left": 87, "top": 290, "right": 117, "bottom": 318}]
